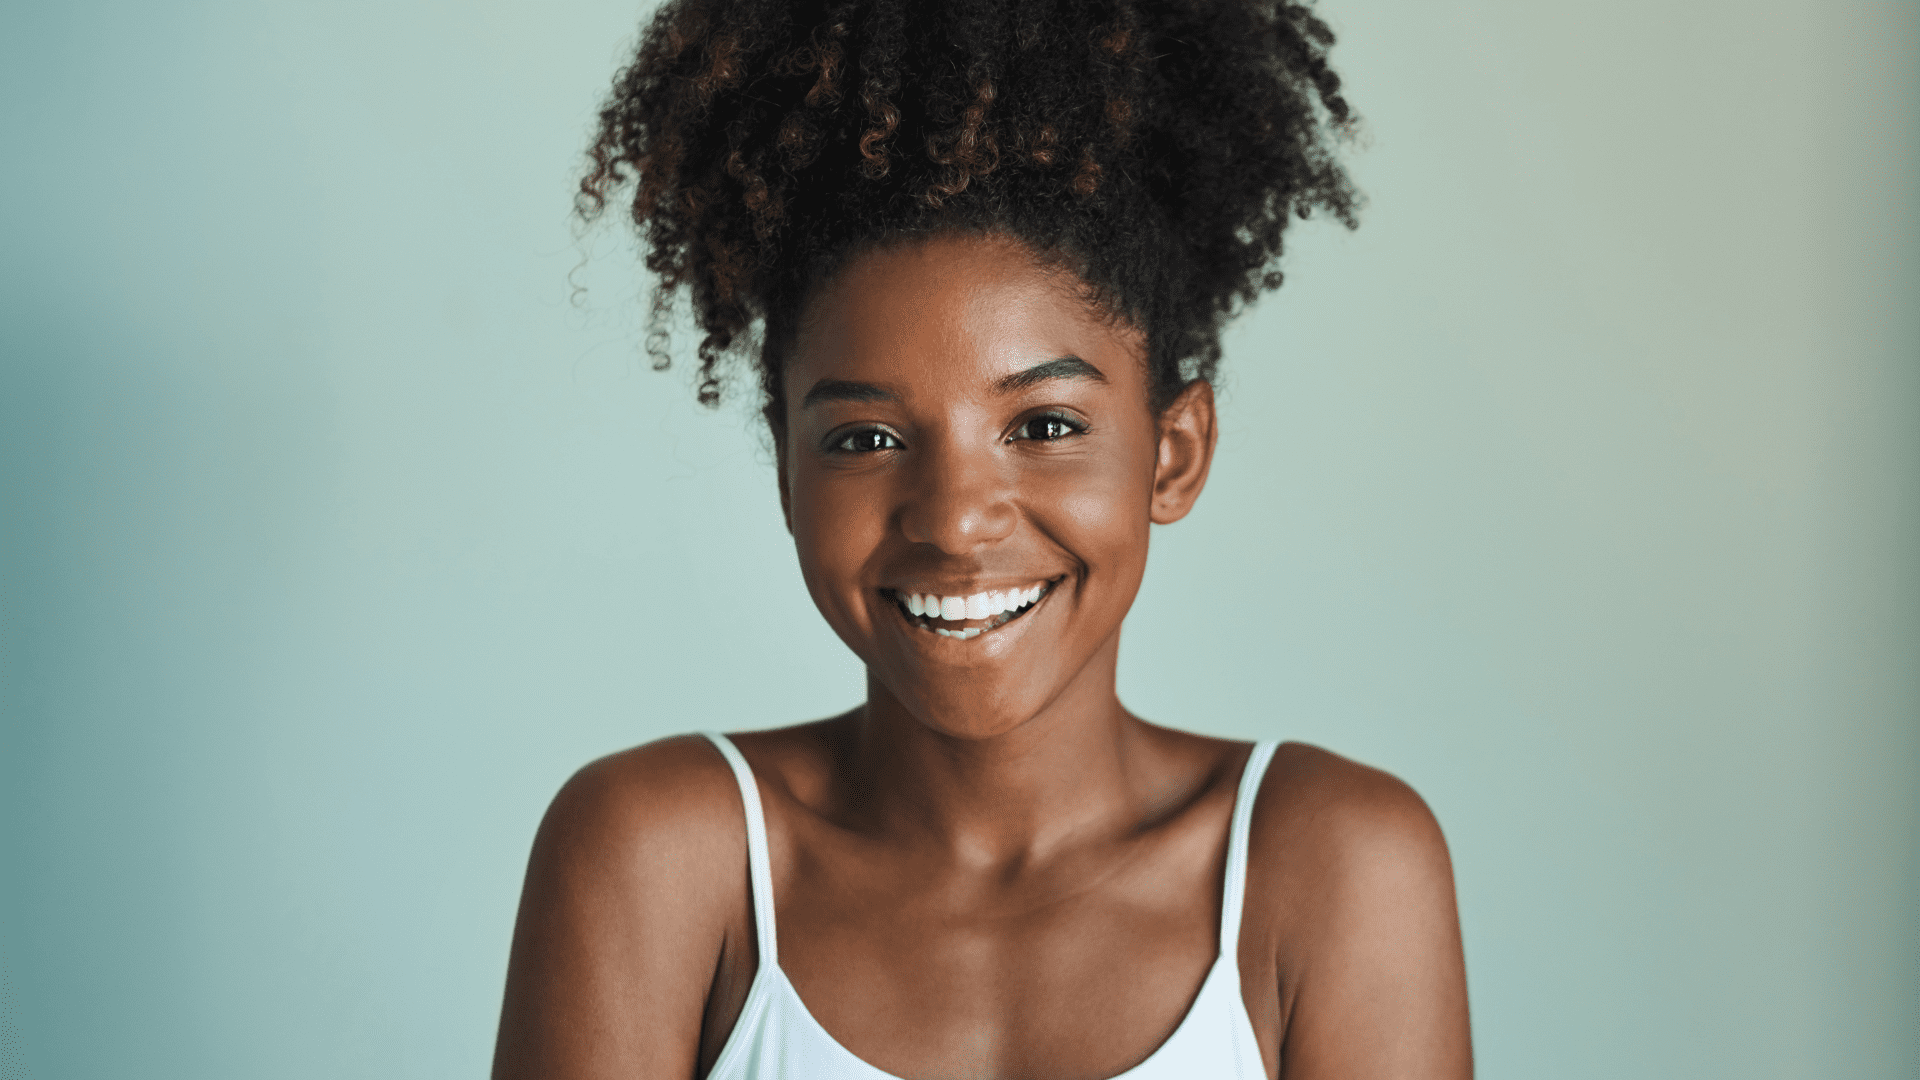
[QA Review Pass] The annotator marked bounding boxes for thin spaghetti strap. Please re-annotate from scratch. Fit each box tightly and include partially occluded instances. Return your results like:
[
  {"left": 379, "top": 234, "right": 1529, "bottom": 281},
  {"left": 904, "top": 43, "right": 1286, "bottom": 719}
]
[
  {"left": 702, "top": 732, "right": 778, "bottom": 967},
  {"left": 1219, "top": 740, "right": 1281, "bottom": 962}
]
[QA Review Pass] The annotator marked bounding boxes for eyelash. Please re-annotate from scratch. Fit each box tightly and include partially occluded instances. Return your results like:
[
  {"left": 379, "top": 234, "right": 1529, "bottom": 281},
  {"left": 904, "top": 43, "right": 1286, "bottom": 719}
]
[
  {"left": 1011, "top": 412, "right": 1089, "bottom": 442},
  {"left": 832, "top": 428, "right": 904, "bottom": 453},
  {"left": 827, "top": 412, "right": 1089, "bottom": 454}
]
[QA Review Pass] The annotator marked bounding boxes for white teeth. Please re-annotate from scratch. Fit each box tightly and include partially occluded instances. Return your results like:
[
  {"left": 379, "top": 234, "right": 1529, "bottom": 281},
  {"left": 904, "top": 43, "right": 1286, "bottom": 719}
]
[{"left": 902, "top": 584, "right": 1049, "bottom": 632}]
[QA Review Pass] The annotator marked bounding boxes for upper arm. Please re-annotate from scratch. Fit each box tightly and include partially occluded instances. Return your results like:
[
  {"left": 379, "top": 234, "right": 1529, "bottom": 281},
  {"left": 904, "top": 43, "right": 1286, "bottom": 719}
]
[
  {"left": 493, "top": 736, "right": 748, "bottom": 1080},
  {"left": 1256, "top": 746, "right": 1472, "bottom": 1080}
]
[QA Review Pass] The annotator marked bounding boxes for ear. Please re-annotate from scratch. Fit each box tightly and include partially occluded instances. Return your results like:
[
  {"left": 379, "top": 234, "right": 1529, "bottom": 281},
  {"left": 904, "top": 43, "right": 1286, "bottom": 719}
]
[{"left": 1150, "top": 379, "right": 1217, "bottom": 525}]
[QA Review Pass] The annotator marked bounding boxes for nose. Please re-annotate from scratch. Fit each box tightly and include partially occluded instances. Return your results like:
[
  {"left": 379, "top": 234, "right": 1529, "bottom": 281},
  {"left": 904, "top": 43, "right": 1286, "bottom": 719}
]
[{"left": 898, "top": 440, "right": 1018, "bottom": 554}]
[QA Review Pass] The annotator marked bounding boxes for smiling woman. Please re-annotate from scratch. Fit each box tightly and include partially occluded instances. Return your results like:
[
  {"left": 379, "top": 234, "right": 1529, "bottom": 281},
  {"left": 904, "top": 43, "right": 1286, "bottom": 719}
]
[
  {"left": 778, "top": 239, "right": 1207, "bottom": 744},
  {"left": 493, "top": 3, "right": 1470, "bottom": 1079}
]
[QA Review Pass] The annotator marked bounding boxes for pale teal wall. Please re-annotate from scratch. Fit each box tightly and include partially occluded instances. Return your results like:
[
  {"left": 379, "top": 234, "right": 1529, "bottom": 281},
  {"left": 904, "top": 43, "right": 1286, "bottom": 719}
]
[{"left": 1, "top": 2, "right": 1913, "bottom": 1077}]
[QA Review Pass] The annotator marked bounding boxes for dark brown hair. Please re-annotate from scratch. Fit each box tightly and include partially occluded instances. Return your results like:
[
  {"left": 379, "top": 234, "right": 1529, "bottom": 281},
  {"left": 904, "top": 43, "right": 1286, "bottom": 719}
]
[{"left": 579, "top": 0, "right": 1359, "bottom": 424}]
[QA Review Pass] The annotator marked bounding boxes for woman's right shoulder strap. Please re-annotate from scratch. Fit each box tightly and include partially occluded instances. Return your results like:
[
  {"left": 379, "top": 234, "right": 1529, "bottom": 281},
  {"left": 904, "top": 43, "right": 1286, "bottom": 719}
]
[{"left": 701, "top": 732, "right": 778, "bottom": 966}]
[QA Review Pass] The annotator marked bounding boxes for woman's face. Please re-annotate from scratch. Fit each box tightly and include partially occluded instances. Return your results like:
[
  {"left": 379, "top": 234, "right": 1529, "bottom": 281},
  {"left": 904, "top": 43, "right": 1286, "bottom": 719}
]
[{"left": 780, "top": 235, "right": 1215, "bottom": 740}]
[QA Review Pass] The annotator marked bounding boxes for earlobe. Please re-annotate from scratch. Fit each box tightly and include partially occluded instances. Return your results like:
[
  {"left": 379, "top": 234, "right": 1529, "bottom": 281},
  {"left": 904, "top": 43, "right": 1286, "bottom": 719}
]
[{"left": 1149, "top": 380, "right": 1218, "bottom": 525}]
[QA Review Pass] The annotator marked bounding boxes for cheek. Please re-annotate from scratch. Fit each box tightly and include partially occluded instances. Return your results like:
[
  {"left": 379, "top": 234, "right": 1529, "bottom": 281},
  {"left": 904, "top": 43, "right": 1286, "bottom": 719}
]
[
  {"left": 787, "top": 466, "right": 892, "bottom": 607},
  {"left": 1040, "top": 446, "right": 1156, "bottom": 570}
]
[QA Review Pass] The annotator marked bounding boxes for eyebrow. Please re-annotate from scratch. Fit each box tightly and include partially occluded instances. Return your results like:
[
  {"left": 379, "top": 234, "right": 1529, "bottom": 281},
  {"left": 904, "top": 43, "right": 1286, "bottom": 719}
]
[
  {"left": 801, "top": 379, "right": 899, "bottom": 408},
  {"left": 798, "top": 355, "right": 1107, "bottom": 409},
  {"left": 994, "top": 355, "right": 1107, "bottom": 393}
]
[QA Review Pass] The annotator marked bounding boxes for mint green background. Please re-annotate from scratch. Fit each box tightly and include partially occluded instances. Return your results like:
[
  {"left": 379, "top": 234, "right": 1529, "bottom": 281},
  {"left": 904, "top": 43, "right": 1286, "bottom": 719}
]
[{"left": 1, "top": 2, "right": 1914, "bottom": 1077}]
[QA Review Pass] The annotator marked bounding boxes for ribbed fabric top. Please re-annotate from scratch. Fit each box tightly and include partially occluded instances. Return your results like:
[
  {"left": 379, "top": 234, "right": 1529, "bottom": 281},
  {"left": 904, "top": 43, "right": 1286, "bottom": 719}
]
[{"left": 700, "top": 732, "right": 1280, "bottom": 1080}]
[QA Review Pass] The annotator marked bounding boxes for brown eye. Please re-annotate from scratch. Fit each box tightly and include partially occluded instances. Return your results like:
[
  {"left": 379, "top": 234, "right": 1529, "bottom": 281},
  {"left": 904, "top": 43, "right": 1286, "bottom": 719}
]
[
  {"left": 833, "top": 429, "right": 903, "bottom": 453},
  {"left": 1013, "top": 414, "right": 1085, "bottom": 441}
]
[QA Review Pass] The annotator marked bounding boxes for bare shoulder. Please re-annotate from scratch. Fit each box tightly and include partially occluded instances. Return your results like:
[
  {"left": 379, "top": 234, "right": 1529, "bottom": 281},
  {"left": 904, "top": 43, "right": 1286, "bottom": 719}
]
[
  {"left": 493, "top": 734, "right": 754, "bottom": 1080},
  {"left": 1241, "top": 742, "right": 1472, "bottom": 1079},
  {"left": 535, "top": 719, "right": 842, "bottom": 867},
  {"left": 538, "top": 733, "right": 748, "bottom": 867},
  {"left": 1245, "top": 741, "right": 1457, "bottom": 943},
  {"left": 1251, "top": 741, "right": 1451, "bottom": 871}
]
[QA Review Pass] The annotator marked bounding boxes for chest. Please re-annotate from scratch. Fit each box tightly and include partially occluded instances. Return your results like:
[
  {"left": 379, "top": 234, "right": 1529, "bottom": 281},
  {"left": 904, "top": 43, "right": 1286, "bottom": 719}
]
[{"left": 704, "top": 822, "right": 1280, "bottom": 1080}]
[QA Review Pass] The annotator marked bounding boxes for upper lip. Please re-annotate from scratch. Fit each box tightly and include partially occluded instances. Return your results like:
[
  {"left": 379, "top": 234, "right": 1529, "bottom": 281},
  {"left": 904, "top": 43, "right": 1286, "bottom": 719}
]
[{"left": 883, "top": 577, "right": 1057, "bottom": 594}]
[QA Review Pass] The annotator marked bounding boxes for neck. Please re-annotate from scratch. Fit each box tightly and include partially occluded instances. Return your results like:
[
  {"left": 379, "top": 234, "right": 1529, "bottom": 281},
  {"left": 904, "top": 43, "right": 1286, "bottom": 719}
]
[{"left": 847, "top": 631, "right": 1153, "bottom": 867}]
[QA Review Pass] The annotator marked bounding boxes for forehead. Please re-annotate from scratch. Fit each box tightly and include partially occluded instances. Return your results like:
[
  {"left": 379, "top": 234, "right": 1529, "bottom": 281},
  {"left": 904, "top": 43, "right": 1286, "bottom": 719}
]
[{"left": 790, "top": 235, "right": 1144, "bottom": 392}]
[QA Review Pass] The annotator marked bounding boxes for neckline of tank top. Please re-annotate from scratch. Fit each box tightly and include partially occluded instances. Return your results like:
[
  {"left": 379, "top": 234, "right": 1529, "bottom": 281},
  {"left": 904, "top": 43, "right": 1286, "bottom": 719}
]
[{"left": 700, "top": 732, "right": 1281, "bottom": 1080}]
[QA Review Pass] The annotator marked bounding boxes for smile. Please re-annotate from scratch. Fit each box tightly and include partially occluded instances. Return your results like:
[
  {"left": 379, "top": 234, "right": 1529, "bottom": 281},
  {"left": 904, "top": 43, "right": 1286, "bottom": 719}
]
[{"left": 888, "top": 582, "right": 1052, "bottom": 640}]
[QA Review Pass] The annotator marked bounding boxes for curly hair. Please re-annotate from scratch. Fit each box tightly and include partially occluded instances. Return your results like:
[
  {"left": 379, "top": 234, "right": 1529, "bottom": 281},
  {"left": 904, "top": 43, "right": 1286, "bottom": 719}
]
[{"left": 579, "top": 0, "right": 1358, "bottom": 426}]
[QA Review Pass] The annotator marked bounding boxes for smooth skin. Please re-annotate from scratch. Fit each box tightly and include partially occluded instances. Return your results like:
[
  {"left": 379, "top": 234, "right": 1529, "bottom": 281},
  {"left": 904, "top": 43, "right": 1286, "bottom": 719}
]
[{"left": 494, "top": 235, "right": 1472, "bottom": 1080}]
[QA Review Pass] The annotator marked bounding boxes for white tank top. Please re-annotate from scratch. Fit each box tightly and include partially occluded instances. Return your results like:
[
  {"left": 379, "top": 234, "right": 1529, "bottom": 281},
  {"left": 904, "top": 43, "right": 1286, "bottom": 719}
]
[{"left": 700, "top": 732, "right": 1280, "bottom": 1080}]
